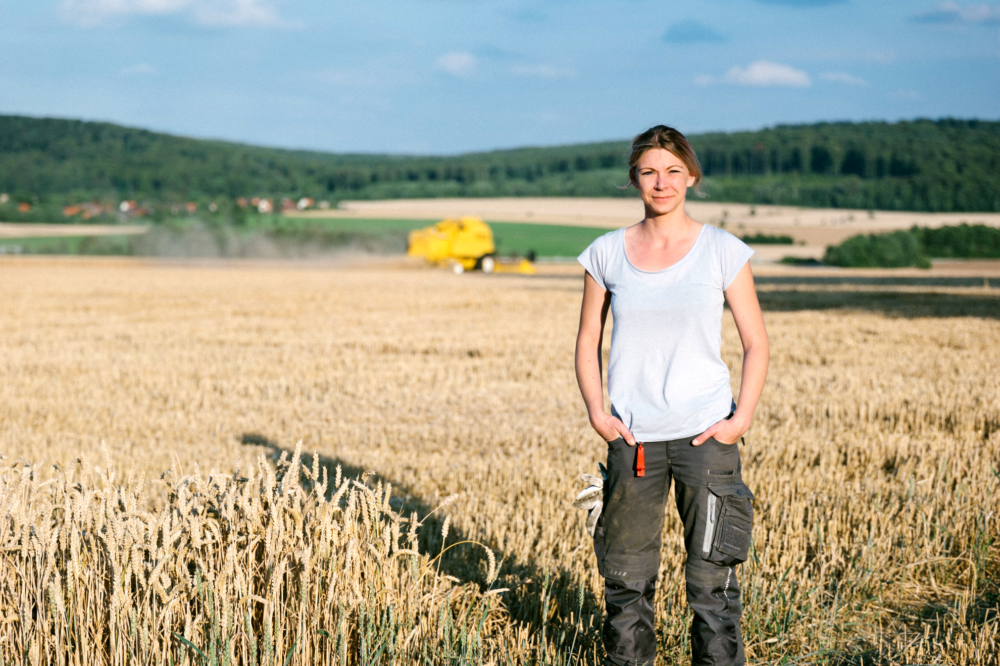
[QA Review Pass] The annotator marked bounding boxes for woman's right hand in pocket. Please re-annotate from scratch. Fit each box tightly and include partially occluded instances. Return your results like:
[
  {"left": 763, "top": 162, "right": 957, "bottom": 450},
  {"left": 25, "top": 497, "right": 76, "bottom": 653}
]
[{"left": 590, "top": 412, "right": 637, "bottom": 446}]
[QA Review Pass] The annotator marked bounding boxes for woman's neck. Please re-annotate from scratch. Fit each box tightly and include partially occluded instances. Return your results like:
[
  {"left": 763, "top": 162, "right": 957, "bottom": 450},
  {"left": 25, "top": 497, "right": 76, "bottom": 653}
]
[
  {"left": 624, "top": 202, "right": 703, "bottom": 271},
  {"left": 639, "top": 204, "right": 699, "bottom": 240}
]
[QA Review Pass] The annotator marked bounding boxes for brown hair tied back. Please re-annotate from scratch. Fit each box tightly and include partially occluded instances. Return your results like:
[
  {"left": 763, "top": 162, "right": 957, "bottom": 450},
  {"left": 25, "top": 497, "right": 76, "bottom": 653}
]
[{"left": 625, "top": 125, "right": 704, "bottom": 197}]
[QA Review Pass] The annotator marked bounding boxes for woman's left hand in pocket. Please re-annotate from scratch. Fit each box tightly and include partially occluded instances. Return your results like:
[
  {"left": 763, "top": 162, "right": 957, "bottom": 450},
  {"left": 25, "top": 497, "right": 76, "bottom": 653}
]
[{"left": 692, "top": 414, "right": 748, "bottom": 446}]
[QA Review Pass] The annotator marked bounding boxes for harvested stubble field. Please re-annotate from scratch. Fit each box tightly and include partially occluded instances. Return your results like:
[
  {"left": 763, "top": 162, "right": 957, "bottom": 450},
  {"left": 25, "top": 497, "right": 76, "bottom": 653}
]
[{"left": 0, "top": 256, "right": 998, "bottom": 665}]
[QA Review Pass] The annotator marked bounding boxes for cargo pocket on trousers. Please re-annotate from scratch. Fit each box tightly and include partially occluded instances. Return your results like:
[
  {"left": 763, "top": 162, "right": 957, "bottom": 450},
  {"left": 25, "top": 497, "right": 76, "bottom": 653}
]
[{"left": 701, "top": 483, "right": 755, "bottom": 565}]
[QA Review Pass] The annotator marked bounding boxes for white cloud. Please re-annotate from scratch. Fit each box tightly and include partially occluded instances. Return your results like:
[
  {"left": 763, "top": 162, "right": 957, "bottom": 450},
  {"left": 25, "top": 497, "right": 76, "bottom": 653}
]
[
  {"left": 194, "top": 0, "right": 281, "bottom": 27},
  {"left": 509, "top": 64, "right": 576, "bottom": 79},
  {"left": 121, "top": 62, "right": 157, "bottom": 75},
  {"left": 436, "top": 52, "right": 477, "bottom": 77},
  {"left": 723, "top": 60, "right": 811, "bottom": 87},
  {"left": 60, "top": 0, "right": 284, "bottom": 28},
  {"left": 914, "top": 2, "right": 1000, "bottom": 24},
  {"left": 62, "top": 0, "right": 189, "bottom": 25},
  {"left": 694, "top": 74, "right": 715, "bottom": 86},
  {"left": 819, "top": 71, "right": 867, "bottom": 85}
]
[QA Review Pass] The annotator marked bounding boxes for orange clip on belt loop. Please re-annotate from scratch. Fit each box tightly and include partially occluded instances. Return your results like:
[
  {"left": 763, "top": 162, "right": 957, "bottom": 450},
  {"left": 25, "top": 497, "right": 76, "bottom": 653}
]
[{"left": 636, "top": 442, "right": 645, "bottom": 477}]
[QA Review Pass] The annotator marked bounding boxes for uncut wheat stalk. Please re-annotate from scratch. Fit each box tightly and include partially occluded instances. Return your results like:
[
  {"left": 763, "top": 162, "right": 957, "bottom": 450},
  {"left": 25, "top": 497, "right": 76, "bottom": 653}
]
[{"left": 0, "top": 442, "right": 528, "bottom": 665}]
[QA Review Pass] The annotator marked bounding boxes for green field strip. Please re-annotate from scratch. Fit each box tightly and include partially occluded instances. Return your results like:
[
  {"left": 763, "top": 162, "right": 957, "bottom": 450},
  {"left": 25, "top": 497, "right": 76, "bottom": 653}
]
[
  {"left": 0, "top": 218, "right": 612, "bottom": 258},
  {"left": 0, "top": 235, "right": 136, "bottom": 255},
  {"left": 487, "top": 221, "right": 609, "bottom": 258},
  {"left": 247, "top": 216, "right": 438, "bottom": 234},
  {"left": 256, "top": 217, "right": 611, "bottom": 257}
]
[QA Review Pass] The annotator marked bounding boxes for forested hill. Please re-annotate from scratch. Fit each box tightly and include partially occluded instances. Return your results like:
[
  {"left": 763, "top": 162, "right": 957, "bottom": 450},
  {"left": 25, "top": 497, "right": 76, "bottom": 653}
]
[{"left": 1, "top": 115, "right": 998, "bottom": 213}]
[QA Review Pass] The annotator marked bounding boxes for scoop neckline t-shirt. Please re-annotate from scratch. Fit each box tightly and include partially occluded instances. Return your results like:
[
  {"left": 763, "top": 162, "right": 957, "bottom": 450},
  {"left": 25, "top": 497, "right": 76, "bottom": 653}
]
[
  {"left": 578, "top": 224, "right": 754, "bottom": 442},
  {"left": 621, "top": 223, "right": 706, "bottom": 275}
]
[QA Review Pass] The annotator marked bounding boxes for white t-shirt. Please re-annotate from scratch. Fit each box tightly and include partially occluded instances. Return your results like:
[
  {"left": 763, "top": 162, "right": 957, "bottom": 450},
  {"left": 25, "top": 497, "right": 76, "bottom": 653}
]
[{"left": 577, "top": 224, "right": 754, "bottom": 441}]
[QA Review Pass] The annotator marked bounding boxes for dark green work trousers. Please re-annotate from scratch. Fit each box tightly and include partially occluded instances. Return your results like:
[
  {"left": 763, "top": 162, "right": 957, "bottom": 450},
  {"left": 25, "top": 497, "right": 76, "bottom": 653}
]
[{"left": 595, "top": 435, "right": 754, "bottom": 666}]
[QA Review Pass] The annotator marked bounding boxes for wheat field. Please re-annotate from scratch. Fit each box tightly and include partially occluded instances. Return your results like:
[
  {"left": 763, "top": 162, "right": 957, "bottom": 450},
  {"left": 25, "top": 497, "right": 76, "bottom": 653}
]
[{"left": 0, "top": 256, "right": 998, "bottom": 665}]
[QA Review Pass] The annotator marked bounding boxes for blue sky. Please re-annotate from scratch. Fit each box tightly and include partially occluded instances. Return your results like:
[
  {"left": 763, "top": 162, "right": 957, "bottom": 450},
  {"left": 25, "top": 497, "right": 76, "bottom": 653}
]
[{"left": 1, "top": 0, "right": 998, "bottom": 154}]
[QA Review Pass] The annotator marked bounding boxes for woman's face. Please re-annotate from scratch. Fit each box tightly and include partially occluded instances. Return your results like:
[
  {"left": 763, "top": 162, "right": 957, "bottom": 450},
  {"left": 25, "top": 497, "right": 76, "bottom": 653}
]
[{"left": 632, "top": 148, "right": 696, "bottom": 217}]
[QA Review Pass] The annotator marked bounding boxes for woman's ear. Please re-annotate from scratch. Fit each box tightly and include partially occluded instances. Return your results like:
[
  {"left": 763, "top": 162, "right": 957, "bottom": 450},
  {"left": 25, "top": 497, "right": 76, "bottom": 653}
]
[{"left": 687, "top": 174, "right": 696, "bottom": 188}]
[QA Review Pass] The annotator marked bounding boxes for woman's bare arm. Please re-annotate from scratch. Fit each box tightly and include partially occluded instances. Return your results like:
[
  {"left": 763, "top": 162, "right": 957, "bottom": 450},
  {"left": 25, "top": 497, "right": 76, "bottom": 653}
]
[
  {"left": 576, "top": 272, "right": 637, "bottom": 445},
  {"left": 692, "top": 262, "right": 769, "bottom": 446}
]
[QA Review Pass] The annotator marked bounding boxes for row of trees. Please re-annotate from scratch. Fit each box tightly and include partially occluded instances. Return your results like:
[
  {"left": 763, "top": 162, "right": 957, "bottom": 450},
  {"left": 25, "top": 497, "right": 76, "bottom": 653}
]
[
  {"left": 1, "top": 116, "right": 998, "bottom": 213},
  {"left": 823, "top": 224, "right": 1000, "bottom": 268}
]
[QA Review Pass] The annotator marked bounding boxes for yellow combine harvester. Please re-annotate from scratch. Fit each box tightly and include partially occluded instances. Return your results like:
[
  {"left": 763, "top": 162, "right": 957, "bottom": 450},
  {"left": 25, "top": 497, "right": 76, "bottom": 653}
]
[{"left": 407, "top": 217, "right": 535, "bottom": 274}]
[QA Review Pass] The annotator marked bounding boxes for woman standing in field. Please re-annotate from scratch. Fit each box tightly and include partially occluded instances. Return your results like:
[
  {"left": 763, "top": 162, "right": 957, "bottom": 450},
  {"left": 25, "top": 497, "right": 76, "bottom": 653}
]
[{"left": 575, "top": 125, "right": 768, "bottom": 666}]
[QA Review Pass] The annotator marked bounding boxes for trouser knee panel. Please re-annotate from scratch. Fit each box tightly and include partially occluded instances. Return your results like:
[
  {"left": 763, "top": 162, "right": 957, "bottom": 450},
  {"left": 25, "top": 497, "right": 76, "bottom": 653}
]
[
  {"left": 686, "top": 559, "right": 745, "bottom": 666},
  {"left": 603, "top": 577, "right": 657, "bottom": 666}
]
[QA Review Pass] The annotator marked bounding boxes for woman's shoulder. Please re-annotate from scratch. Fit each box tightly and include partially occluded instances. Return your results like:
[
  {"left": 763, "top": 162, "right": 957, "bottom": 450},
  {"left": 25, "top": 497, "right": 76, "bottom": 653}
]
[
  {"left": 700, "top": 222, "right": 736, "bottom": 240},
  {"left": 598, "top": 226, "right": 627, "bottom": 243},
  {"left": 578, "top": 227, "right": 629, "bottom": 288},
  {"left": 697, "top": 223, "right": 754, "bottom": 286},
  {"left": 583, "top": 227, "right": 625, "bottom": 254},
  {"left": 700, "top": 223, "right": 749, "bottom": 251}
]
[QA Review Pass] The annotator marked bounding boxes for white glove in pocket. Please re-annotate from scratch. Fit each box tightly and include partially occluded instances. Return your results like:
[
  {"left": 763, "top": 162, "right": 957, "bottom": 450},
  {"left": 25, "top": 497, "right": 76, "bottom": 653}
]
[{"left": 573, "top": 462, "right": 607, "bottom": 536}]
